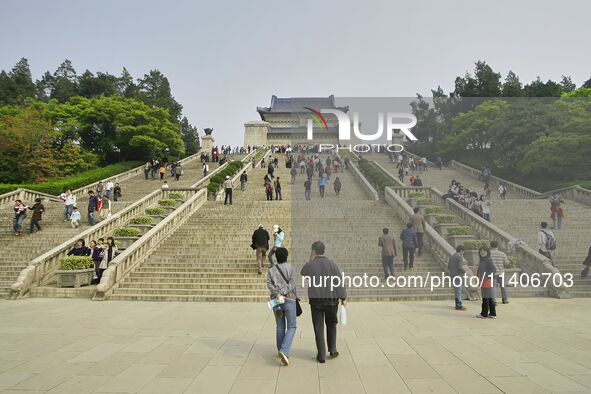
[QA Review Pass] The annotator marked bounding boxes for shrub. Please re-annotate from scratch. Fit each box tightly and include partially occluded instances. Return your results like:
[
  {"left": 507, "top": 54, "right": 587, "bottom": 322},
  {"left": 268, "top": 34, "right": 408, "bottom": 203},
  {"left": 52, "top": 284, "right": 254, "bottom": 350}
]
[
  {"left": 408, "top": 192, "right": 425, "bottom": 198},
  {"left": 59, "top": 256, "right": 93, "bottom": 270},
  {"left": 415, "top": 198, "right": 433, "bottom": 206},
  {"left": 463, "top": 239, "right": 490, "bottom": 250},
  {"left": 446, "top": 226, "right": 472, "bottom": 236},
  {"left": 207, "top": 160, "right": 245, "bottom": 195},
  {"left": 158, "top": 199, "right": 176, "bottom": 207},
  {"left": 114, "top": 227, "right": 141, "bottom": 237},
  {"left": 0, "top": 161, "right": 142, "bottom": 196},
  {"left": 167, "top": 192, "right": 184, "bottom": 200},
  {"left": 145, "top": 207, "right": 165, "bottom": 216},
  {"left": 506, "top": 256, "right": 518, "bottom": 268},
  {"left": 131, "top": 216, "right": 152, "bottom": 225},
  {"left": 425, "top": 206, "right": 443, "bottom": 215},
  {"left": 357, "top": 159, "right": 396, "bottom": 191},
  {"left": 435, "top": 214, "right": 456, "bottom": 224}
]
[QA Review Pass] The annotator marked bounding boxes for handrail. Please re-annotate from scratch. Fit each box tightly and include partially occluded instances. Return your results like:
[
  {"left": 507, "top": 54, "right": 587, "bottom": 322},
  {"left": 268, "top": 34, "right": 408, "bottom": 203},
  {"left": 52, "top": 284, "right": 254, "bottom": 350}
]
[
  {"left": 0, "top": 188, "right": 62, "bottom": 207},
  {"left": 94, "top": 188, "right": 207, "bottom": 300},
  {"left": 384, "top": 187, "right": 479, "bottom": 300},
  {"left": 334, "top": 151, "right": 379, "bottom": 201}
]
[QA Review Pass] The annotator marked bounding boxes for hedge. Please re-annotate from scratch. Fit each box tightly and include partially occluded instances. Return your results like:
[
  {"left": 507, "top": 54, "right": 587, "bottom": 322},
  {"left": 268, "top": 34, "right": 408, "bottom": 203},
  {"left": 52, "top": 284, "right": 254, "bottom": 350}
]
[
  {"left": 446, "top": 226, "right": 472, "bottom": 236},
  {"left": 59, "top": 256, "right": 93, "bottom": 270},
  {"left": 145, "top": 207, "right": 165, "bottom": 216},
  {"left": 158, "top": 199, "right": 176, "bottom": 207},
  {"left": 408, "top": 192, "right": 425, "bottom": 198},
  {"left": 207, "top": 161, "right": 245, "bottom": 195},
  {"left": 357, "top": 159, "right": 395, "bottom": 191},
  {"left": 0, "top": 161, "right": 142, "bottom": 196},
  {"left": 415, "top": 198, "right": 434, "bottom": 206},
  {"left": 435, "top": 214, "right": 456, "bottom": 224},
  {"left": 167, "top": 192, "right": 184, "bottom": 200},
  {"left": 131, "top": 216, "right": 153, "bottom": 225},
  {"left": 425, "top": 206, "right": 443, "bottom": 215},
  {"left": 114, "top": 227, "right": 141, "bottom": 237},
  {"left": 507, "top": 256, "right": 518, "bottom": 268},
  {"left": 463, "top": 239, "right": 490, "bottom": 250}
]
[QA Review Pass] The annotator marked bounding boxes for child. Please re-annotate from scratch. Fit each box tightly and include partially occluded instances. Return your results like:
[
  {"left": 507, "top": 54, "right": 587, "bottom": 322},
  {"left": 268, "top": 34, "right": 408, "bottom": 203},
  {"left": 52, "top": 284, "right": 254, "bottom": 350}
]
[{"left": 70, "top": 206, "right": 81, "bottom": 228}]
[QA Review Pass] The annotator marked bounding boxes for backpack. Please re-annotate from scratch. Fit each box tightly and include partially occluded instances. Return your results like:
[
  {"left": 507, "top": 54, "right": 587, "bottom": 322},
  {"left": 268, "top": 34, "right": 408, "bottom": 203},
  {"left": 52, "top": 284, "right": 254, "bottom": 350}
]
[{"left": 541, "top": 230, "right": 556, "bottom": 251}]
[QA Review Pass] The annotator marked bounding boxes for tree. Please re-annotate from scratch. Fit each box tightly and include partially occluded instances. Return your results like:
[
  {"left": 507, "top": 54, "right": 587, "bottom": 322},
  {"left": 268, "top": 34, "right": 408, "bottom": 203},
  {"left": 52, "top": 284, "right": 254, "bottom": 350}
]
[
  {"left": 51, "top": 59, "right": 79, "bottom": 102},
  {"left": 34, "top": 71, "right": 54, "bottom": 102},
  {"left": 524, "top": 77, "right": 562, "bottom": 97},
  {"left": 78, "top": 70, "right": 118, "bottom": 98},
  {"left": 0, "top": 71, "right": 16, "bottom": 106},
  {"left": 117, "top": 67, "right": 138, "bottom": 98},
  {"left": 137, "top": 70, "right": 183, "bottom": 122},
  {"left": 454, "top": 61, "right": 502, "bottom": 97},
  {"left": 9, "top": 58, "right": 35, "bottom": 102},
  {"left": 559, "top": 75, "right": 576, "bottom": 93},
  {"left": 502, "top": 71, "right": 523, "bottom": 97},
  {"left": 583, "top": 77, "right": 591, "bottom": 89},
  {"left": 179, "top": 116, "right": 200, "bottom": 155}
]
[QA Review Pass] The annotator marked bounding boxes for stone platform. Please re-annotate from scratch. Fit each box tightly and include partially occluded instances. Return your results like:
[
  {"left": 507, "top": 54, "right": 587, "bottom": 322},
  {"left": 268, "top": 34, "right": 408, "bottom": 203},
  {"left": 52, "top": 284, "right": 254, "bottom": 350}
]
[{"left": 1, "top": 298, "right": 591, "bottom": 393}]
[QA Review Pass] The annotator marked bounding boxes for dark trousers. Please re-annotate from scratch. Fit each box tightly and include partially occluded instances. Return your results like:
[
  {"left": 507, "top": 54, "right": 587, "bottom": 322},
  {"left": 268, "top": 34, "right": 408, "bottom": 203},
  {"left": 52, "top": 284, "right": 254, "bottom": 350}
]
[
  {"left": 481, "top": 298, "right": 496, "bottom": 317},
  {"left": 29, "top": 218, "right": 41, "bottom": 233},
  {"left": 416, "top": 232, "right": 424, "bottom": 255},
  {"left": 382, "top": 255, "right": 394, "bottom": 278},
  {"left": 224, "top": 188, "right": 233, "bottom": 204},
  {"left": 311, "top": 304, "right": 338, "bottom": 361},
  {"left": 402, "top": 247, "right": 415, "bottom": 269}
]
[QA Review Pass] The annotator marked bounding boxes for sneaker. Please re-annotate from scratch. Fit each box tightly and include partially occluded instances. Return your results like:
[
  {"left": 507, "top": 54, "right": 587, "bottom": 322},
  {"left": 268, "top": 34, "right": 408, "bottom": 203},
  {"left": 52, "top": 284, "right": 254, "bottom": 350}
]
[
  {"left": 278, "top": 352, "right": 289, "bottom": 366},
  {"left": 329, "top": 352, "right": 339, "bottom": 359},
  {"left": 455, "top": 306, "right": 467, "bottom": 311}
]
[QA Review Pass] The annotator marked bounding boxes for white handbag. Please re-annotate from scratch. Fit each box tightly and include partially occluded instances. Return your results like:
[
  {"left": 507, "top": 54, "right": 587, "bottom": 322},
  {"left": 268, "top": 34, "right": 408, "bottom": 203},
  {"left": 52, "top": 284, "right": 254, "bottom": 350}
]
[{"left": 338, "top": 304, "right": 347, "bottom": 326}]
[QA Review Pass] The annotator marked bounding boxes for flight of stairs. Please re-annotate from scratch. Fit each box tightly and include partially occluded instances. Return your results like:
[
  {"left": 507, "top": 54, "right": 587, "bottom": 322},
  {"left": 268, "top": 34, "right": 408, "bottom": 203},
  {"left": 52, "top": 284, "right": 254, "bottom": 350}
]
[
  {"left": 369, "top": 153, "right": 591, "bottom": 297},
  {"left": 110, "top": 154, "right": 454, "bottom": 302},
  {"left": 0, "top": 155, "right": 216, "bottom": 298}
]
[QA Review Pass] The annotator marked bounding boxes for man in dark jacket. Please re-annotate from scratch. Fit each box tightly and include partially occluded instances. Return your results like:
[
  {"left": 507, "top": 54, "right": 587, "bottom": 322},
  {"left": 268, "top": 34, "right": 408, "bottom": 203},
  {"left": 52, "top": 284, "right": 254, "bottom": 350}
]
[
  {"left": 28, "top": 198, "right": 45, "bottom": 233},
  {"left": 400, "top": 223, "right": 418, "bottom": 270},
  {"left": 301, "top": 241, "right": 347, "bottom": 363},
  {"left": 87, "top": 191, "right": 99, "bottom": 225},
  {"left": 252, "top": 225, "right": 270, "bottom": 275}
]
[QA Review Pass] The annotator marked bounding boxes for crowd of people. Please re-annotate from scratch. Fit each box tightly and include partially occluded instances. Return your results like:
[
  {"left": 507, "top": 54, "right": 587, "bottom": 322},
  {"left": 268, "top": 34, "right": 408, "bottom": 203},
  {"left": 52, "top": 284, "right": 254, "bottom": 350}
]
[
  {"left": 442, "top": 179, "right": 493, "bottom": 221},
  {"left": 67, "top": 237, "right": 118, "bottom": 282}
]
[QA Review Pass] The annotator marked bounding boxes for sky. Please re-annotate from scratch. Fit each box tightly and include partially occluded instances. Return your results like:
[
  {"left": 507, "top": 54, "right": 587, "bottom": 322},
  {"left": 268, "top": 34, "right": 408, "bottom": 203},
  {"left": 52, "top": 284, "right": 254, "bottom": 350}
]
[{"left": 1, "top": 0, "right": 590, "bottom": 146}]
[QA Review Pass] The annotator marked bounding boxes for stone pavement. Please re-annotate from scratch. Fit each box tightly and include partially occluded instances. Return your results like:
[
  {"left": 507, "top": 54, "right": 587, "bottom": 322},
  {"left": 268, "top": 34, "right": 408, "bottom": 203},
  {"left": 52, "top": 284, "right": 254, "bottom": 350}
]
[{"left": 1, "top": 299, "right": 591, "bottom": 393}]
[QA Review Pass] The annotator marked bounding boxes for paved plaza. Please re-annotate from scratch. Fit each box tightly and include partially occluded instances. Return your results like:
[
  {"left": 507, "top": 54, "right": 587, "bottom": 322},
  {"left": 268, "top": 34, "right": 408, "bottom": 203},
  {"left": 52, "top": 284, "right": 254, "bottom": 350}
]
[{"left": 1, "top": 299, "right": 591, "bottom": 393}]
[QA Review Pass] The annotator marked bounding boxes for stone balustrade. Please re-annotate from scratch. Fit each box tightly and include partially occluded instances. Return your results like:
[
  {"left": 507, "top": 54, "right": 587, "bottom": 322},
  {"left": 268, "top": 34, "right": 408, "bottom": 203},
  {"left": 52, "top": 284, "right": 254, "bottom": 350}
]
[
  {"left": 337, "top": 152, "right": 379, "bottom": 201},
  {"left": 94, "top": 188, "right": 207, "bottom": 300},
  {"left": 215, "top": 149, "right": 269, "bottom": 201}
]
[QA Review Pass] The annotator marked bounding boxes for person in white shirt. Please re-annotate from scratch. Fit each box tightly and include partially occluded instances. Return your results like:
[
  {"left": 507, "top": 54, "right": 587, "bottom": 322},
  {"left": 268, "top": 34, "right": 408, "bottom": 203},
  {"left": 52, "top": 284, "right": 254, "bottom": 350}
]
[
  {"left": 479, "top": 195, "right": 492, "bottom": 221},
  {"left": 161, "top": 181, "right": 170, "bottom": 190},
  {"left": 105, "top": 180, "right": 114, "bottom": 199},
  {"left": 63, "top": 190, "right": 76, "bottom": 221},
  {"left": 537, "top": 221, "right": 555, "bottom": 263}
]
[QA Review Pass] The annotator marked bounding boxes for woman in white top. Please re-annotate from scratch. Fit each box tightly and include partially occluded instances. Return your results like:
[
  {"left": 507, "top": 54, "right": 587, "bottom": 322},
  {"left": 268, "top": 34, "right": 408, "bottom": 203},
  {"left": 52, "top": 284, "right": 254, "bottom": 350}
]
[{"left": 64, "top": 190, "right": 76, "bottom": 221}]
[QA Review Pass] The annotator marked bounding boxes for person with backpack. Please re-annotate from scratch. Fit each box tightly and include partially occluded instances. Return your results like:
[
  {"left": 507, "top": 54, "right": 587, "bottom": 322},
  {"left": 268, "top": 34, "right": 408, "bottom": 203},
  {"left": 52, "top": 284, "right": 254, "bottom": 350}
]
[
  {"left": 550, "top": 193, "right": 565, "bottom": 230},
  {"left": 538, "top": 221, "right": 556, "bottom": 264},
  {"left": 28, "top": 198, "right": 45, "bottom": 234},
  {"left": 266, "top": 247, "right": 297, "bottom": 366}
]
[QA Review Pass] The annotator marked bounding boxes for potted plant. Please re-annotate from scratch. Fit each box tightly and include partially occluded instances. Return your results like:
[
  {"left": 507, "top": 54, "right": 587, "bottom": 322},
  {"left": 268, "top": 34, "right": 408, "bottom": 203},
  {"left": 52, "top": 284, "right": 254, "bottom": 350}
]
[
  {"left": 439, "top": 225, "right": 472, "bottom": 238},
  {"left": 424, "top": 205, "right": 444, "bottom": 225},
  {"left": 445, "top": 221, "right": 474, "bottom": 249},
  {"left": 145, "top": 207, "right": 166, "bottom": 224},
  {"left": 129, "top": 216, "right": 154, "bottom": 235},
  {"left": 114, "top": 227, "right": 142, "bottom": 249},
  {"left": 158, "top": 199, "right": 177, "bottom": 214},
  {"left": 407, "top": 192, "right": 425, "bottom": 207},
  {"left": 504, "top": 256, "right": 521, "bottom": 275},
  {"left": 167, "top": 192, "right": 185, "bottom": 207},
  {"left": 56, "top": 256, "right": 94, "bottom": 288},
  {"left": 462, "top": 239, "right": 491, "bottom": 265}
]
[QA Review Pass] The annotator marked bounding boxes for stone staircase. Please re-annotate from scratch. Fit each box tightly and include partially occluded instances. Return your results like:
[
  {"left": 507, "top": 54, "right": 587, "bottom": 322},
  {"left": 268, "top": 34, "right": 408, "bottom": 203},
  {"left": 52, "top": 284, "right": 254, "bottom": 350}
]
[
  {"left": 110, "top": 154, "right": 455, "bottom": 302},
  {"left": 369, "top": 153, "right": 591, "bottom": 297},
  {"left": 0, "top": 155, "right": 216, "bottom": 298}
]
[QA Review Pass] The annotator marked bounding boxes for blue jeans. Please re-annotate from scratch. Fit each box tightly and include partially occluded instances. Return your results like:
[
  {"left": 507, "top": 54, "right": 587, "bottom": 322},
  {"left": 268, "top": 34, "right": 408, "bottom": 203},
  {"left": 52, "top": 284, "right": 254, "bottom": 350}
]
[
  {"left": 275, "top": 299, "right": 297, "bottom": 356},
  {"left": 88, "top": 211, "right": 96, "bottom": 225},
  {"left": 454, "top": 285, "right": 462, "bottom": 308},
  {"left": 305, "top": 190, "right": 311, "bottom": 200},
  {"left": 553, "top": 214, "right": 562, "bottom": 229},
  {"left": 106, "top": 189, "right": 112, "bottom": 199},
  {"left": 64, "top": 204, "right": 73, "bottom": 220},
  {"left": 13, "top": 214, "right": 26, "bottom": 233}
]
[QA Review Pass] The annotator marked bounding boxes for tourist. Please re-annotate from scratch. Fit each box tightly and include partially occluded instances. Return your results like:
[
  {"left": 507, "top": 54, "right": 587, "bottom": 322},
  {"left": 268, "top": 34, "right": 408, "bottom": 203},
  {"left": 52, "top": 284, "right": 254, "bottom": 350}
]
[
  {"left": 489, "top": 240, "right": 509, "bottom": 304},
  {"left": 202, "top": 162, "right": 209, "bottom": 177},
  {"left": 104, "top": 236, "right": 118, "bottom": 268},
  {"left": 13, "top": 200, "right": 27, "bottom": 236},
  {"left": 265, "top": 179, "right": 273, "bottom": 201},
  {"left": 67, "top": 239, "right": 91, "bottom": 256},
  {"left": 306, "top": 165, "right": 314, "bottom": 181},
  {"left": 274, "top": 177, "right": 283, "bottom": 200},
  {"left": 144, "top": 162, "right": 150, "bottom": 180},
  {"left": 268, "top": 225, "right": 286, "bottom": 266},
  {"left": 268, "top": 161, "right": 275, "bottom": 179},
  {"left": 498, "top": 184, "right": 507, "bottom": 200},
  {"left": 267, "top": 247, "right": 297, "bottom": 366},
  {"left": 476, "top": 246, "right": 496, "bottom": 318},
  {"left": 304, "top": 179, "right": 312, "bottom": 201},
  {"left": 400, "top": 223, "right": 418, "bottom": 270},
  {"left": 70, "top": 206, "right": 81, "bottom": 228},
  {"left": 261, "top": 158, "right": 266, "bottom": 169},
  {"left": 252, "top": 224, "right": 270, "bottom": 275},
  {"left": 90, "top": 239, "right": 105, "bottom": 282},
  {"left": 414, "top": 175, "right": 423, "bottom": 187},
  {"left": 223, "top": 175, "right": 233, "bottom": 205},
  {"left": 175, "top": 164, "right": 182, "bottom": 181},
  {"left": 239, "top": 171, "right": 248, "bottom": 192},
  {"left": 105, "top": 179, "right": 114, "bottom": 199},
  {"left": 290, "top": 166, "right": 297, "bottom": 184},
  {"left": 448, "top": 245, "right": 466, "bottom": 310},
  {"left": 479, "top": 195, "right": 492, "bottom": 222},
  {"left": 28, "top": 198, "right": 45, "bottom": 234},
  {"left": 99, "top": 195, "right": 111, "bottom": 220},
  {"left": 87, "top": 191, "right": 98, "bottom": 225},
  {"left": 300, "top": 241, "right": 347, "bottom": 363},
  {"left": 63, "top": 189, "right": 76, "bottom": 221},
  {"left": 161, "top": 181, "right": 170, "bottom": 190},
  {"left": 537, "top": 221, "right": 556, "bottom": 263},
  {"left": 333, "top": 177, "right": 341, "bottom": 197},
  {"left": 317, "top": 176, "right": 326, "bottom": 198},
  {"left": 113, "top": 183, "right": 122, "bottom": 202},
  {"left": 410, "top": 207, "right": 425, "bottom": 256},
  {"left": 96, "top": 181, "right": 104, "bottom": 198},
  {"left": 378, "top": 228, "right": 397, "bottom": 279},
  {"left": 398, "top": 167, "right": 404, "bottom": 183},
  {"left": 159, "top": 164, "right": 166, "bottom": 180},
  {"left": 550, "top": 192, "right": 564, "bottom": 229},
  {"left": 581, "top": 246, "right": 591, "bottom": 279}
]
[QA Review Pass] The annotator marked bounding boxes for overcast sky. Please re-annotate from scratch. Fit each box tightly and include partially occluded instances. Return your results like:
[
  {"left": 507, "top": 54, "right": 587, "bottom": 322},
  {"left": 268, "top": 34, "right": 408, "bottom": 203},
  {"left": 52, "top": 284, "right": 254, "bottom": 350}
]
[{"left": 2, "top": 0, "right": 590, "bottom": 146}]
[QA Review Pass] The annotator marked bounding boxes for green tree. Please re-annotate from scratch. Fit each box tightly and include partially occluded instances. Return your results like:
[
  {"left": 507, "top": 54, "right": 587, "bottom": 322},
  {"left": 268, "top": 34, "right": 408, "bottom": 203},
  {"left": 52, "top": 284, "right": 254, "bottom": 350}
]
[
  {"left": 0, "top": 71, "right": 16, "bottom": 105},
  {"left": 137, "top": 70, "right": 183, "bottom": 122},
  {"left": 78, "top": 70, "right": 118, "bottom": 98},
  {"left": 524, "top": 77, "right": 562, "bottom": 97},
  {"left": 117, "top": 67, "right": 138, "bottom": 98},
  {"left": 502, "top": 71, "right": 523, "bottom": 97},
  {"left": 179, "top": 116, "right": 200, "bottom": 155},
  {"left": 9, "top": 58, "right": 36, "bottom": 102},
  {"left": 51, "top": 60, "right": 79, "bottom": 102},
  {"left": 559, "top": 76, "right": 576, "bottom": 93}
]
